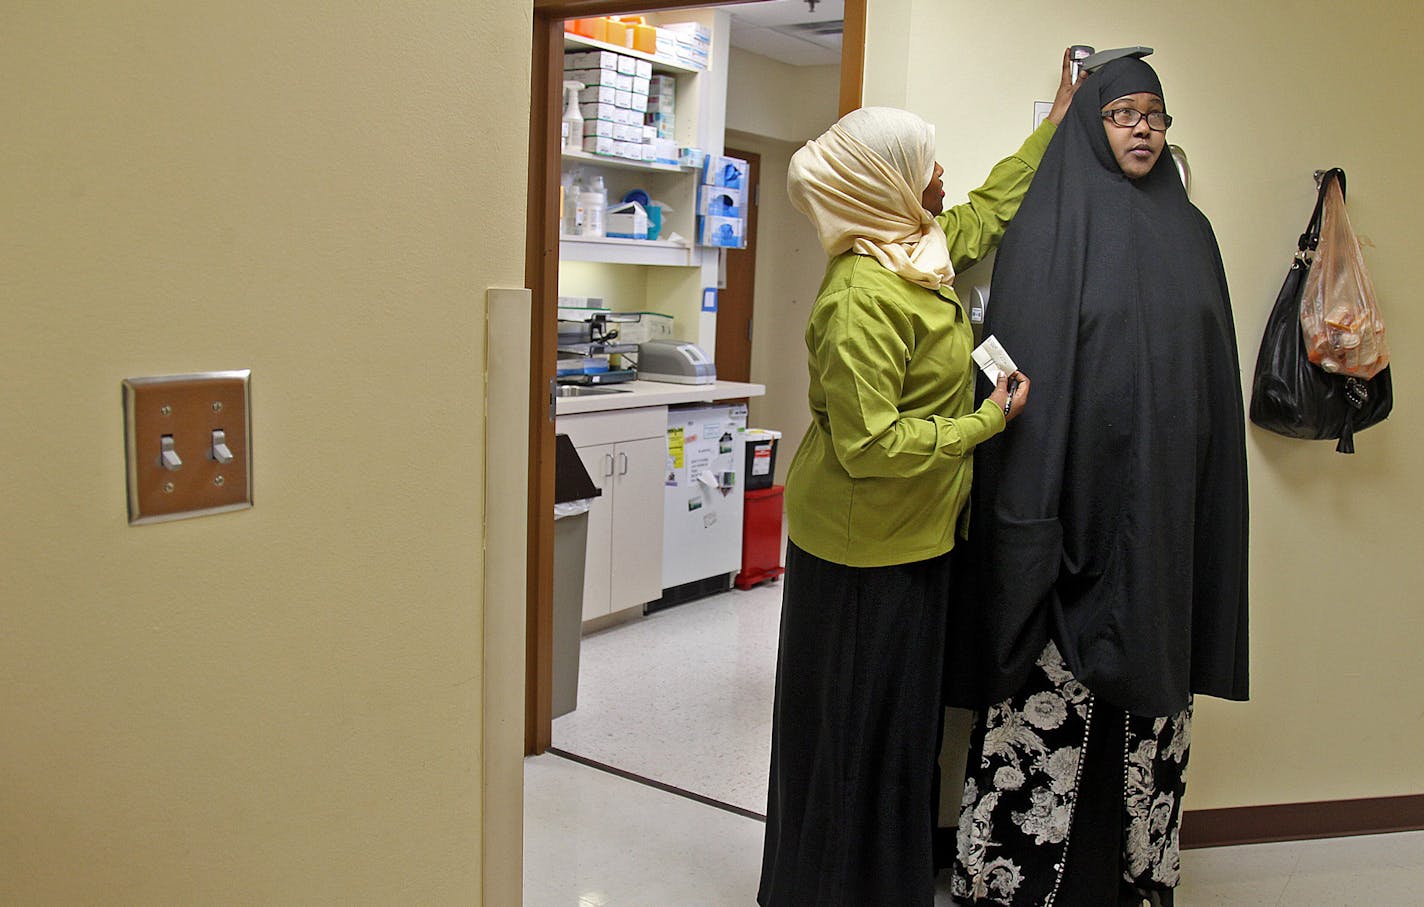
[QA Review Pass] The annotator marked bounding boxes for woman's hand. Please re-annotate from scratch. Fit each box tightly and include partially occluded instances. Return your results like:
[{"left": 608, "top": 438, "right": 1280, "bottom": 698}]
[
  {"left": 1046, "top": 47, "right": 1083, "bottom": 126},
  {"left": 988, "top": 370, "right": 1030, "bottom": 423}
]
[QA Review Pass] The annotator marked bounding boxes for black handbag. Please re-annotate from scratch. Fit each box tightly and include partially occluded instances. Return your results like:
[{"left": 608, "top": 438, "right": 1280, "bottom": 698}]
[{"left": 1248, "top": 168, "right": 1392, "bottom": 453}]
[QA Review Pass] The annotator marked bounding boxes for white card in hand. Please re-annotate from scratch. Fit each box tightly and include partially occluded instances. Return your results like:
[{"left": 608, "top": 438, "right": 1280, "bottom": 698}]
[{"left": 971, "top": 335, "right": 1017, "bottom": 384}]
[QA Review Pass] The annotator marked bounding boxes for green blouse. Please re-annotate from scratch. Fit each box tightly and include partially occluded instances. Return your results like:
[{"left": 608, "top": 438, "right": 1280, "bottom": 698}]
[{"left": 785, "top": 121, "right": 1055, "bottom": 568}]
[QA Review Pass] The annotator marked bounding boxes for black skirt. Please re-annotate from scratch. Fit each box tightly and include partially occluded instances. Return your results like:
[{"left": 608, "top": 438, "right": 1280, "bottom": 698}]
[{"left": 758, "top": 541, "right": 953, "bottom": 907}]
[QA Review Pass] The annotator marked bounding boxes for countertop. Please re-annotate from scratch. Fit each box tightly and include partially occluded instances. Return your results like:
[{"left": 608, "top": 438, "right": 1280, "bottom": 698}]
[{"left": 554, "top": 379, "right": 765, "bottom": 416}]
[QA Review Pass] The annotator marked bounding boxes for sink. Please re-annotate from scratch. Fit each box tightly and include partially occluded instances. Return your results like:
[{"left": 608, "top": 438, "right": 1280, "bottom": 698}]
[{"left": 555, "top": 385, "right": 633, "bottom": 397}]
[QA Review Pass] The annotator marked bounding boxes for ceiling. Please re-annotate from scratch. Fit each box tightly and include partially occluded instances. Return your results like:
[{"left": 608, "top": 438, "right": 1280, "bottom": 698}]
[{"left": 725, "top": 0, "right": 844, "bottom": 66}]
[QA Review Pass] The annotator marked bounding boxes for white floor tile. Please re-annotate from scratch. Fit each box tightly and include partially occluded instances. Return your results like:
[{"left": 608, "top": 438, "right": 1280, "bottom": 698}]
[
  {"left": 524, "top": 754, "right": 765, "bottom": 907},
  {"left": 551, "top": 581, "right": 782, "bottom": 815}
]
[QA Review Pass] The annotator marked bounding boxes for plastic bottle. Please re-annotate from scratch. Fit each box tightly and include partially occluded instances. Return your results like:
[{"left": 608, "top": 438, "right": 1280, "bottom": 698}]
[
  {"left": 555, "top": 168, "right": 578, "bottom": 234},
  {"left": 561, "top": 81, "right": 584, "bottom": 153},
  {"left": 580, "top": 174, "right": 606, "bottom": 238}
]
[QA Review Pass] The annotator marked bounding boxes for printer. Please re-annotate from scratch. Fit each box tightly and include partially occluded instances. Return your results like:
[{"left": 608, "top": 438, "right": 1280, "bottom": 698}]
[{"left": 637, "top": 339, "right": 716, "bottom": 385}]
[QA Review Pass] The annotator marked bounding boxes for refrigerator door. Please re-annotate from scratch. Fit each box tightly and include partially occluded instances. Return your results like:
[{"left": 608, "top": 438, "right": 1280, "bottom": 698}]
[{"left": 660, "top": 403, "right": 747, "bottom": 590}]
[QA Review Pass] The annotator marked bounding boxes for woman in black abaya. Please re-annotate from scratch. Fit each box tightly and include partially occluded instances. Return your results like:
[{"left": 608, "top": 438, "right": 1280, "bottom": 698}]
[{"left": 946, "top": 57, "right": 1249, "bottom": 906}]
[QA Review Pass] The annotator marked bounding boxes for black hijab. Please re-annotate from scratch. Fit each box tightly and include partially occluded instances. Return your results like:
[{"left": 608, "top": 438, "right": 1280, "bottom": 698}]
[{"left": 945, "top": 58, "right": 1249, "bottom": 717}]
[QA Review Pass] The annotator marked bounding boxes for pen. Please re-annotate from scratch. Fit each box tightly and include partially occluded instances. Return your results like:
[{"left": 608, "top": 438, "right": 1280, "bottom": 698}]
[{"left": 1004, "top": 378, "right": 1017, "bottom": 416}]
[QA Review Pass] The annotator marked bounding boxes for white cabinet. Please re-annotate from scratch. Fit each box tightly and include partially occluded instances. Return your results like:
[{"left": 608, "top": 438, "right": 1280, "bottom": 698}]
[{"left": 558, "top": 407, "right": 668, "bottom": 622}]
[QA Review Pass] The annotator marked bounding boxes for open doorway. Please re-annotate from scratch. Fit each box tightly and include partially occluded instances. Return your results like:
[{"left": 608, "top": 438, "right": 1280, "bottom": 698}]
[{"left": 525, "top": 1, "right": 864, "bottom": 811}]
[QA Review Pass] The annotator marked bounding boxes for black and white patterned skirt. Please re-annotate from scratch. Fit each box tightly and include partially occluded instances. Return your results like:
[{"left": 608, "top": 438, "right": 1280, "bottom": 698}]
[{"left": 952, "top": 641, "right": 1192, "bottom": 906}]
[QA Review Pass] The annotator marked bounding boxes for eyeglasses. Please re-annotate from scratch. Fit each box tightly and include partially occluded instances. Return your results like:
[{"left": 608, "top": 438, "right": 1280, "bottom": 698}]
[{"left": 1101, "top": 108, "right": 1173, "bottom": 132}]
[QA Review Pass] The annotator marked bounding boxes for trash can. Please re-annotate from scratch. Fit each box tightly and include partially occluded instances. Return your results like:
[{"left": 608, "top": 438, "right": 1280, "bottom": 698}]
[
  {"left": 552, "top": 433, "right": 601, "bottom": 719},
  {"left": 743, "top": 428, "right": 781, "bottom": 490},
  {"left": 735, "top": 484, "right": 785, "bottom": 590}
]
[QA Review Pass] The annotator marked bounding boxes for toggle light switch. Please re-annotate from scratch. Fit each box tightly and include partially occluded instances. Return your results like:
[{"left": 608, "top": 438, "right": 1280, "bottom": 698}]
[
  {"left": 210, "top": 429, "right": 234, "bottom": 464},
  {"left": 160, "top": 435, "right": 183, "bottom": 471},
  {"left": 122, "top": 370, "right": 252, "bottom": 524}
]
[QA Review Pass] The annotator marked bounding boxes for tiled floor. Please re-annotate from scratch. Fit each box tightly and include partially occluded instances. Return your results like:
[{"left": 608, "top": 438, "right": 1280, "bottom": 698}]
[
  {"left": 528, "top": 581, "right": 1424, "bottom": 905},
  {"left": 550, "top": 580, "right": 781, "bottom": 816}
]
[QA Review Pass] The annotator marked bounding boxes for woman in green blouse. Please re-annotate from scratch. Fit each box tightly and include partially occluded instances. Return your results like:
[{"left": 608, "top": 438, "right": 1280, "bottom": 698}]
[{"left": 757, "top": 53, "right": 1079, "bottom": 907}]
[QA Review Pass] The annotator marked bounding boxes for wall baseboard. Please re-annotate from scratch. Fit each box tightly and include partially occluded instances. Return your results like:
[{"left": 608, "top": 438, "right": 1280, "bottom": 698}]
[
  {"left": 1179, "top": 794, "right": 1424, "bottom": 848},
  {"left": 933, "top": 794, "right": 1424, "bottom": 868}
]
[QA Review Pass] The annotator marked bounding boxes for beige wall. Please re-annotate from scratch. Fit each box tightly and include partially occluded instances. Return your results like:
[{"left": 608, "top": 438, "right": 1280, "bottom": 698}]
[
  {"left": 865, "top": 0, "right": 1424, "bottom": 809},
  {"left": 726, "top": 49, "right": 840, "bottom": 145},
  {"left": 725, "top": 52, "right": 841, "bottom": 482},
  {"left": 1, "top": 3, "right": 531, "bottom": 904}
]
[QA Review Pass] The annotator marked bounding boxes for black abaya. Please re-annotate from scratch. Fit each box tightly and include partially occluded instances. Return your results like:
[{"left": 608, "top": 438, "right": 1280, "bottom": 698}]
[{"left": 945, "top": 58, "right": 1249, "bottom": 718}]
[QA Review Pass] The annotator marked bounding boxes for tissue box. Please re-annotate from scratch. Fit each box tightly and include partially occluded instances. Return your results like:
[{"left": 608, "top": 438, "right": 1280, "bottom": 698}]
[
  {"left": 698, "top": 215, "right": 745, "bottom": 248},
  {"left": 703, "top": 154, "right": 749, "bottom": 189},
  {"left": 606, "top": 200, "right": 649, "bottom": 239},
  {"left": 698, "top": 184, "right": 744, "bottom": 218}
]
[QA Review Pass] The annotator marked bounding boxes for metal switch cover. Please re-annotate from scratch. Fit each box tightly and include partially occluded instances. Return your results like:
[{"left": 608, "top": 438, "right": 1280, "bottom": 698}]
[{"left": 122, "top": 370, "right": 252, "bottom": 524}]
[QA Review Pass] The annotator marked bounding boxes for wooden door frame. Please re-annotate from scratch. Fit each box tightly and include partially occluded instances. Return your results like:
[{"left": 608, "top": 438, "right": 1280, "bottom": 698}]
[{"left": 525, "top": 0, "right": 866, "bottom": 754}]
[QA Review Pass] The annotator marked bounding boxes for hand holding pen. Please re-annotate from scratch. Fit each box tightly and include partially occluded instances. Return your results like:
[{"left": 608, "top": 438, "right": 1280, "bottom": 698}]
[{"left": 989, "top": 370, "right": 1030, "bottom": 423}]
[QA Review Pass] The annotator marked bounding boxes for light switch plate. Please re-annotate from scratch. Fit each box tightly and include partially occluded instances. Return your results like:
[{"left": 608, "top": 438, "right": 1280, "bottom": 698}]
[{"left": 122, "top": 370, "right": 252, "bottom": 525}]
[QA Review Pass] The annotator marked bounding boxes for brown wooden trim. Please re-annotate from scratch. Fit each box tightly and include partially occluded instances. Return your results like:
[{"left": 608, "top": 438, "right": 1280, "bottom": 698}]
[
  {"left": 838, "top": 0, "right": 866, "bottom": 117},
  {"left": 1180, "top": 795, "right": 1424, "bottom": 849},
  {"left": 525, "top": 10, "right": 562, "bottom": 755},
  {"left": 536, "top": 0, "right": 763, "bottom": 17}
]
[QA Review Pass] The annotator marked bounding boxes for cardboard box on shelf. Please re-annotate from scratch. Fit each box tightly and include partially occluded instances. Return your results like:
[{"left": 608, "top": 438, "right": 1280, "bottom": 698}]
[
  {"left": 698, "top": 184, "right": 744, "bottom": 218},
  {"left": 698, "top": 215, "right": 745, "bottom": 248},
  {"left": 582, "top": 119, "right": 613, "bottom": 138},
  {"left": 606, "top": 201, "right": 649, "bottom": 239},
  {"left": 702, "top": 154, "right": 749, "bottom": 189},
  {"left": 581, "top": 135, "right": 614, "bottom": 156},
  {"left": 579, "top": 85, "right": 615, "bottom": 105},
  {"left": 568, "top": 49, "right": 620, "bottom": 71},
  {"left": 580, "top": 101, "right": 616, "bottom": 122},
  {"left": 564, "top": 67, "right": 612, "bottom": 87}
]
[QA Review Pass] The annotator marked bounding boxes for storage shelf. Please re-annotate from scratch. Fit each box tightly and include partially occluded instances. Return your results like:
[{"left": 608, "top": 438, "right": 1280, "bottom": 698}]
[
  {"left": 560, "top": 235, "right": 701, "bottom": 267},
  {"left": 562, "top": 149, "right": 687, "bottom": 175},
  {"left": 563, "top": 32, "right": 704, "bottom": 75}
]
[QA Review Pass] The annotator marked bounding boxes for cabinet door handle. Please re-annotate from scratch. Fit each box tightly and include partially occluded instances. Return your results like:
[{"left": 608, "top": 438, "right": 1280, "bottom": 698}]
[
  {"left": 618, "top": 451, "right": 628, "bottom": 476},
  {"left": 603, "top": 453, "right": 615, "bottom": 478}
]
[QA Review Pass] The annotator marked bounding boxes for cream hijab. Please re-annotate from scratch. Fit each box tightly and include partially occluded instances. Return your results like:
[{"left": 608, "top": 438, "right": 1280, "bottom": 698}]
[{"left": 788, "top": 106, "right": 953, "bottom": 290}]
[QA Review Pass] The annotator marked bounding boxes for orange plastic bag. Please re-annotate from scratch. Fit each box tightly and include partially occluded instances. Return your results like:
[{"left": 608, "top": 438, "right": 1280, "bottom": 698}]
[{"left": 1300, "top": 178, "right": 1389, "bottom": 378}]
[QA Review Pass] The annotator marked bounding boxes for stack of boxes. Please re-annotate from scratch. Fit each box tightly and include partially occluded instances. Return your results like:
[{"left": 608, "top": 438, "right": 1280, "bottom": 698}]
[
  {"left": 565, "top": 49, "right": 656, "bottom": 163},
  {"left": 697, "top": 154, "right": 749, "bottom": 249},
  {"left": 655, "top": 21, "right": 712, "bottom": 71}
]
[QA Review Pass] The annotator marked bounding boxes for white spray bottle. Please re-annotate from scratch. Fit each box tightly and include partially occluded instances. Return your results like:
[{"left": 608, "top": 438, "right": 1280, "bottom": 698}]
[{"left": 561, "top": 81, "right": 584, "bottom": 153}]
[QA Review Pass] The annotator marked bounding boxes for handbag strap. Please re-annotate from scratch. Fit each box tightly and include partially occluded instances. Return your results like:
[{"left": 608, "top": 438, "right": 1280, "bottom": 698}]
[{"left": 1298, "top": 167, "right": 1347, "bottom": 252}]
